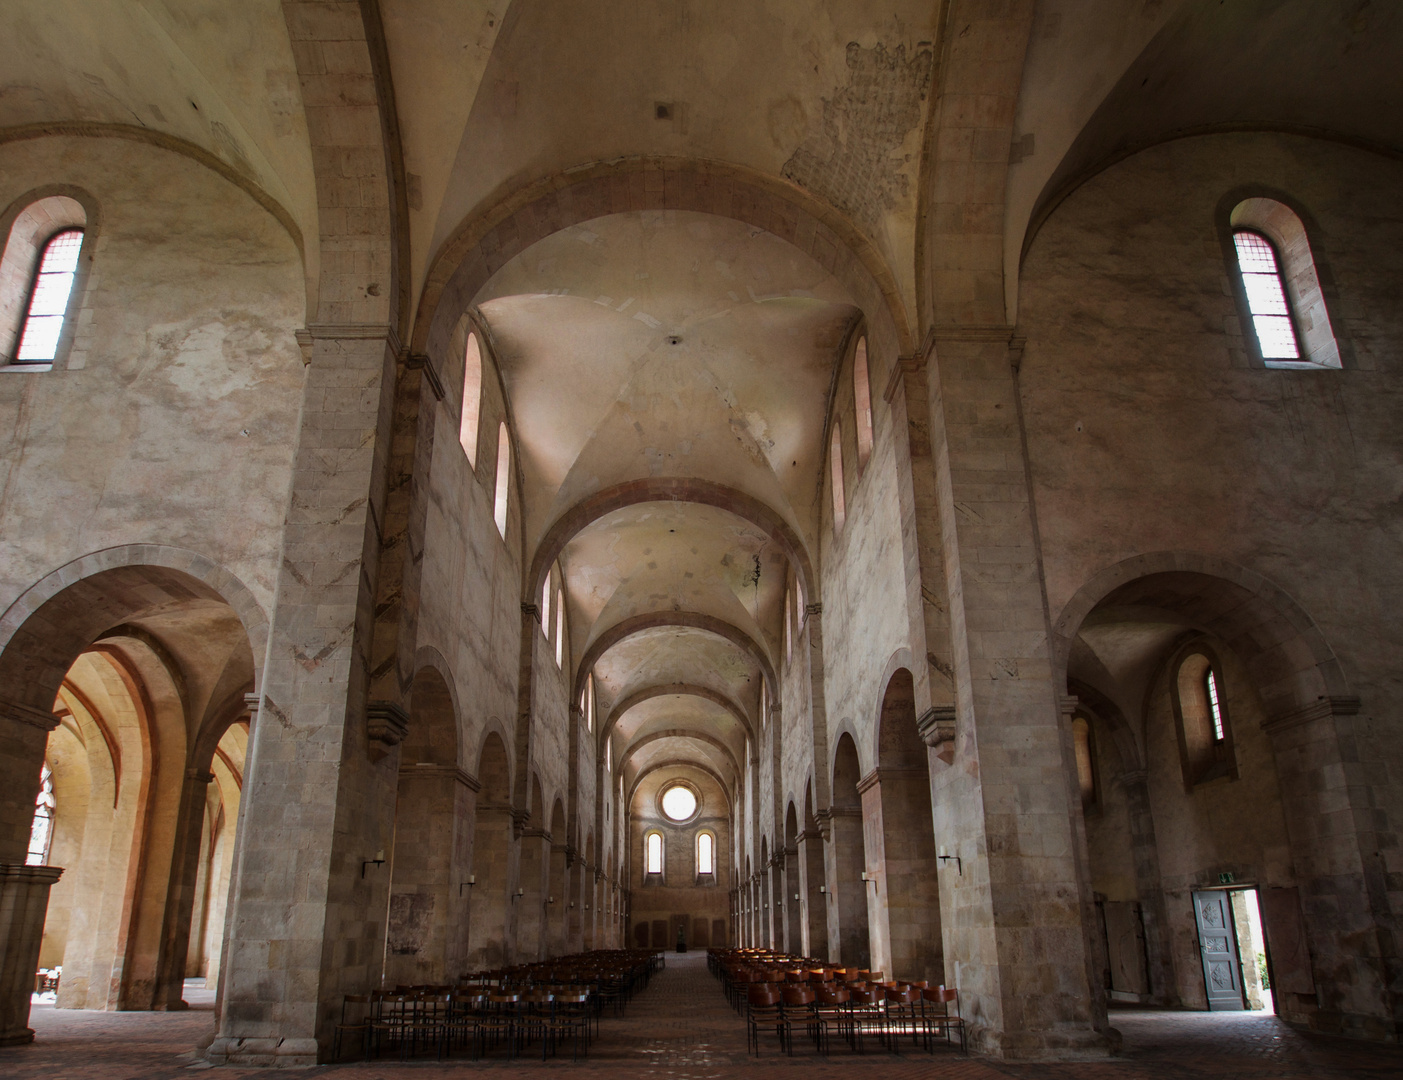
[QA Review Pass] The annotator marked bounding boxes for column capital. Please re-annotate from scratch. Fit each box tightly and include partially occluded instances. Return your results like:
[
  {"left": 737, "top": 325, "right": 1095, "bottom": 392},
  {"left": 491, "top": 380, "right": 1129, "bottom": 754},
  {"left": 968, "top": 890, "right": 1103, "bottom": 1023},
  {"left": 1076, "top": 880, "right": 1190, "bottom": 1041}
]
[
  {"left": 1262, "top": 695, "right": 1362, "bottom": 738},
  {"left": 403, "top": 353, "right": 445, "bottom": 400},
  {"left": 365, "top": 700, "right": 409, "bottom": 762}
]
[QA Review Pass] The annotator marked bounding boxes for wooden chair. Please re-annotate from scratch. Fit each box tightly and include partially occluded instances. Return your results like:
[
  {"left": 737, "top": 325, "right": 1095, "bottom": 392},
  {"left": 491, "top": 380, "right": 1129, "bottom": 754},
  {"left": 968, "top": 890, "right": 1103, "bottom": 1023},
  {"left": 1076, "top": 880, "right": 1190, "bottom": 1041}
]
[
  {"left": 920, "top": 986, "right": 967, "bottom": 1054},
  {"left": 781, "top": 984, "right": 824, "bottom": 1054},
  {"left": 746, "top": 984, "right": 790, "bottom": 1056},
  {"left": 331, "top": 994, "right": 372, "bottom": 1061}
]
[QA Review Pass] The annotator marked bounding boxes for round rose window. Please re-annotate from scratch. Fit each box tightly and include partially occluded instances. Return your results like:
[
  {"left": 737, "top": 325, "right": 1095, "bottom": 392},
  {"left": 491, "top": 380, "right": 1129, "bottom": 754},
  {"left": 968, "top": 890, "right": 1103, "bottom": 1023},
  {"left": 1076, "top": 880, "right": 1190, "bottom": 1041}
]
[{"left": 660, "top": 784, "right": 698, "bottom": 822}]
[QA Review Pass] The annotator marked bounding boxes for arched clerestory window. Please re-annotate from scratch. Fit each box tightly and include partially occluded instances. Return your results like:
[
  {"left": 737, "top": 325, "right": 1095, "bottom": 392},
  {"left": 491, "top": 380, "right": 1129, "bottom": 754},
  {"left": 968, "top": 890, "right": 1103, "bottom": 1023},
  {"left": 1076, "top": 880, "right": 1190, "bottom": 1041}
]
[
  {"left": 1071, "top": 715, "right": 1097, "bottom": 809},
  {"left": 645, "top": 831, "right": 663, "bottom": 875},
  {"left": 459, "top": 332, "right": 482, "bottom": 467},
  {"left": 1, "top": 195, "right": 89, "bottom": 369},
  {"left": 829, "top": 422, "right": 846, "bottom": 532},
  {"left": 1232, "top": 230, "right": 1299, "bottom": 360},
  {"left": 696, "top": 831, "right": 715, "bottom": 876},
  {"left": 493, "top": 422, "right": 511, "bottom": 538},
  {"left": 853, "top": 336, "right": 873, "bottom": 469},
  {"left": 555, "top": 588, "right": 565, "bottom": 667},
  {"left": 1170, "top": 644, "right": 1237, "bottom": 789},
  {"left": 1228, "top": 197, "right": 1340, "bottom": 368}
]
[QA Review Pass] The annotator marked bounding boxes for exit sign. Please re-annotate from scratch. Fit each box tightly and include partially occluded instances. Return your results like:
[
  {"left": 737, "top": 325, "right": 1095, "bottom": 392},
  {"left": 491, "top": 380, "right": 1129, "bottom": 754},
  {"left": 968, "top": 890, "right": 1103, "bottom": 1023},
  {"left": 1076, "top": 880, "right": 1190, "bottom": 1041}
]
[{"left": 1218, "top": 872, "right": 1235, "bottom": 885}]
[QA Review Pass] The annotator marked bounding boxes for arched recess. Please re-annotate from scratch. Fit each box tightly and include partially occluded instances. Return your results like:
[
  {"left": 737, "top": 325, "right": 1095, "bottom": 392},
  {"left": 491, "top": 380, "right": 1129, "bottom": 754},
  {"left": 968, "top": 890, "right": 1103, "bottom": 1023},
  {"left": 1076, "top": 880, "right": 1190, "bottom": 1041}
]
[
  {"left": 783, "top": 803, "right": 802, "bottom": 955},
  {"left": 800, "top": 783, "right": 827, "bottom": 961},
  {"left": 0, "top": 547, "right": 264, "bottom": 1018},
  {"left": 413, "top": 156, "right": 913, "bottom": 366},
  {"left": 515, "top": 774, "right": 548, "bottom": 962},
  {"left": 528, "top": 480, "right": 817, "bottom": 611},
  {"left": 1051, "top": 552, "right": 1349, "bottom": 718},
  {"left": 384, "top": 664, "right": 472, "bottom": 987},
  {"left": 466, "top": 730, "right": 512, "bottom": 970},
  {"left": 601, "top": 684, "right": 754, "bottom": 751},
  {"left": 869, "top": 668, "right": 943, "bottom": 984},
  {"left": 830, "top": 732, "right": 869, "bottom": 968},
  {"left": 617, "top": 730, "right": 741, "bottom": 791},
  {"left": 546, "top": 799, "right": 568, "bottom": 957},
  {"left": 1054, "top": 554, "right": 1400, "bottom": 1037},
  {"left": 574, "top": 611, "right": 777, "bottom": 704}
]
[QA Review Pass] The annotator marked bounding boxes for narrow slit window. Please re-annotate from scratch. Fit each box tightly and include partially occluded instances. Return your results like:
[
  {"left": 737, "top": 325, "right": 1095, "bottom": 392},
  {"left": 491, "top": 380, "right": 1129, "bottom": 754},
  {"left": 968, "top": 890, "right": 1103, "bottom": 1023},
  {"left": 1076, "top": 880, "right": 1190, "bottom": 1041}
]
[
  {"left": 554, "top": 588, "right": 565, "bottom": 667},
  {"left": 853, "top": 337, "right": 873, "bottom": 467},
  {"left": 459, "top": 333, "right": 482, "bottom": 466},
  {"left": 1206, "top": 669, "right": 1225, "bottom": 743},
  {"left": 493, "top": 422, "right": 511, "bottom": 538},
  {"left": 16, "top": 229, "right": 83, "bottom": 363},
  {"left": 646, "top": 832, "right": 663, "bottom": 874},
  {"left": 541, "top": 574, "right": 552, "bottom": 638},
  {"left": 829, "top": 422, "right": 846, "bottom": 531},
  {"left": 784, "top": 587, "right": 792, "bottom": 664},
  {"left": 1233, "top": 231, "right": 1299, "bottom": 360},
  {"left": 584, "top": 673, "right": 594, "bottom": 733},
  {"left": 697, "top": 832, "right": 714, "bottom": 875}
]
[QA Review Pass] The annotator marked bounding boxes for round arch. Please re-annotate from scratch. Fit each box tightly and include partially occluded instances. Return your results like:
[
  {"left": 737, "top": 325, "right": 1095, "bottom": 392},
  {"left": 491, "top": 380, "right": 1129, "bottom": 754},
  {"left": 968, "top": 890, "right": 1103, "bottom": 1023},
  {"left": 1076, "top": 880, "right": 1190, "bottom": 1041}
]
[
  {"left": 413, "top": 156, "right": 913, "bottom": 365},
  {"left": 528, "top": 479, "right": 817, "bottom": 611},
  {"left": 601, "top": 683, "right": 754, "bottom": 750},
  {"left": 628, "top": 759, "right": 733, "bottom": 809},
  {"left": 1051, "top": 551, "right": 1349, "bottom": 719},
  {"left": 574, "top": 610, "right": 776, "bottom": 704},
  {"left": 0, "top": 545, "right": 270, "bottom": 718},
  {"left": 616, "top": 729, "right": 742, "bottom": 788}
]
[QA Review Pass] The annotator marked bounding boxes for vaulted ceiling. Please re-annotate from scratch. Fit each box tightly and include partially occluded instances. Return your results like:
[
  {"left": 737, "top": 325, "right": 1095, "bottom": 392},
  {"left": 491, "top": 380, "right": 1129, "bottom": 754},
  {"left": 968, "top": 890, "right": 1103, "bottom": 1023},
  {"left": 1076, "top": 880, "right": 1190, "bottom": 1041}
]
[{"left": 8, "top": 0, "right": 1400, "bottom": 803}]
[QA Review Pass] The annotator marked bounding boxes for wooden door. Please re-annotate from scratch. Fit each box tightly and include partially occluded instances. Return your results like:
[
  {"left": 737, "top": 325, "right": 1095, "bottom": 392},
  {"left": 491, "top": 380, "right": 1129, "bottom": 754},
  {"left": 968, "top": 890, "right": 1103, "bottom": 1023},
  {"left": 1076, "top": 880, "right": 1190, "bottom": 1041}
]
[{"left": 1193, "top": 890, "right": 1245, "bottom": 1010}]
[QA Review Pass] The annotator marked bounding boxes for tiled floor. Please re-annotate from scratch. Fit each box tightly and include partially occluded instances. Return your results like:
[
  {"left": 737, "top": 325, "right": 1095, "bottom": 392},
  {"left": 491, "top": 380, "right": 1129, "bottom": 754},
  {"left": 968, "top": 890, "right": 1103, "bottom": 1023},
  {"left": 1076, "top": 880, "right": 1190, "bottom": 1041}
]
[{"left": 3, "top": 953, "right": 1399, "bottom": 1079}]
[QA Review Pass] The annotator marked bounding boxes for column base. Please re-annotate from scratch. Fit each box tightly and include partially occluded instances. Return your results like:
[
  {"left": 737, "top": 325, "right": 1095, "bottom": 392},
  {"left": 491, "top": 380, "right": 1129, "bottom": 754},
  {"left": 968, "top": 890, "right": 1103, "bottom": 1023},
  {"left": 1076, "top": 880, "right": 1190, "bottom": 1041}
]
[
  {"left": 0, "top": 1027, "right": 35, "bottom": 1046},
  {"left": 206, "top": 1035, "right": 320, "bottom": 1066},
  {"left": 974, "top": 1024, "right": 1113, "bottom": 1061}
]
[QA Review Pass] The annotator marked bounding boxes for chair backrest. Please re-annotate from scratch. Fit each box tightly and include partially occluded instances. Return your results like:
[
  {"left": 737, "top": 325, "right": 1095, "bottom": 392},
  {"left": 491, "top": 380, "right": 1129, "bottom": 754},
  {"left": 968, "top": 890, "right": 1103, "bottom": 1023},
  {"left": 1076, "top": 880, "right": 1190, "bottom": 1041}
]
[
  {"left": 747, "top": 985, "right": 780, "bottom": 1007},
  {"left": 781, "top": 986, "right": 813, "bottom": 1005}
]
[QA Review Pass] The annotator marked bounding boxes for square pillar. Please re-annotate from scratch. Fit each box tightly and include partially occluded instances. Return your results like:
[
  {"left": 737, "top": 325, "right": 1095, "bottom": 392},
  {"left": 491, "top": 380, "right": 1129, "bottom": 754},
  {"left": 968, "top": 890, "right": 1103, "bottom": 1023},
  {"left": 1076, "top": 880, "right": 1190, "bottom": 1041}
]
[{"left": 0, "top": 865, "right": 64, "bottom": 1045}]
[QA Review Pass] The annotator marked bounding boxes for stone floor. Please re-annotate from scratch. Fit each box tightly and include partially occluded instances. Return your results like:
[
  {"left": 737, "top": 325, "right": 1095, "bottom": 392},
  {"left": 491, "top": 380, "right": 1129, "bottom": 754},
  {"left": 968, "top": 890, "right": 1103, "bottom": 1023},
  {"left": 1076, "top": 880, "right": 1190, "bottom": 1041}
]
[{"left": 3, "top": 953, "right": 1400, "bottom": 1079}]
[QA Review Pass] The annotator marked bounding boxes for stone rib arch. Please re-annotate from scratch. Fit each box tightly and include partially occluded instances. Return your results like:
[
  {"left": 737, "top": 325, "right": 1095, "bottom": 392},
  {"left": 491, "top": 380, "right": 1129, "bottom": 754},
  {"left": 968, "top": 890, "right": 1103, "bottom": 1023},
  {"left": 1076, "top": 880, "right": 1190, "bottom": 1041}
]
[
  {"left": 574, "top": 611, "right": 776, "bottom": 704},
  {"left": 529, "top": 479, "right": 817, "bottom": 611},
  {"left": 1051, "top": 551, "right": 1350, "bottom": 718},
  {"left": 600, "top": 683, "right": 754, "bottom": 751},
  {"left": 0, "top": 544, "right": 270, "bottom": 717},
  {"left": 627, "top": 760, "right": 733, "bottom": 808},
  {"left": 414, "top": 156, "right": 914, "bottom": 364},
  {"left": 617, "top": 730, "right": 742, "bottom": 788}
]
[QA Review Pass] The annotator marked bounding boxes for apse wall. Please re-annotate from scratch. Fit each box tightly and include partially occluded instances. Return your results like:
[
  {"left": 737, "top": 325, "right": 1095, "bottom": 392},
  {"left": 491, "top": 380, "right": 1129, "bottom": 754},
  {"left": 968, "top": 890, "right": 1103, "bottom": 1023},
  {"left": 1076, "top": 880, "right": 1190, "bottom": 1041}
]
[
  {"left": 0, "top": 135, "right": 305, "bottom": 622},
  {"left": 1018, "top": 131, "right": 1403, "bottom": 836}
]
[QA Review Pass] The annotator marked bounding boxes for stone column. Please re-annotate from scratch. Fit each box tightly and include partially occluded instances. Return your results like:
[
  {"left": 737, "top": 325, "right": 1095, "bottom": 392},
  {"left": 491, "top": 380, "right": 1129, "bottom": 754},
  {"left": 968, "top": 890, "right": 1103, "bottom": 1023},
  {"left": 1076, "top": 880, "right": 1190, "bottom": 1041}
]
[
  {"left": 820, "top": 806, "right": 868, "bottom": 967},
  {"left": 0, "top": 864, "right": 64, "bottom": 1045},
  {"left": 150, "top": 766, "right": 216, "bottom": 1010},
  {"left": 1262, "top": 696, "right": 1401, "bottom": 1039},
  {"left": 796, "top": 827, "right": 827, "bottom": 960},
  {"left": 923, "top": 328, "right": 1105, "bottom": 1057},
  {"left": 208, "top": 327, "right": 403, "bottom": 1066}
]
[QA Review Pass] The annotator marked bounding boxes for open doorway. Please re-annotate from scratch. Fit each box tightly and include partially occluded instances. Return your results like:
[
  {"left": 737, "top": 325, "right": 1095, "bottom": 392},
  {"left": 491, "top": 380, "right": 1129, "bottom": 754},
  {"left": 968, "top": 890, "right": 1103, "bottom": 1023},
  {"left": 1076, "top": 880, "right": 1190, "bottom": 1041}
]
[{"left": 1191, "top": 887, "right": 1273, "bottom": 1013}]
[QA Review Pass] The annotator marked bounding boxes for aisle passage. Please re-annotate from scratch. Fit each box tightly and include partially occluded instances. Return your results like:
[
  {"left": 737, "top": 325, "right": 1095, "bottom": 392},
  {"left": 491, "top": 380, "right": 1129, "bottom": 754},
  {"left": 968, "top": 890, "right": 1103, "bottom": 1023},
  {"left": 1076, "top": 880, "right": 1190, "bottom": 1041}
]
[{"left": 5, "top": 954, "right": 1402, "bottom": 1079}]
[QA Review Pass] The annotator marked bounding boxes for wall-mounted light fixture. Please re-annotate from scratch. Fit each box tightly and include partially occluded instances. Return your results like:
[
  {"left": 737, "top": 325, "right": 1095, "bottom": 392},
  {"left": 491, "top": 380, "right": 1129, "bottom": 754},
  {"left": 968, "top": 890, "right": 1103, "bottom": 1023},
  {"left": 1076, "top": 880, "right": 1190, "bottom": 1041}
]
[
  {"left": 362, "top": 850, "right": 386, "bottom": 878},
  {"left": 547, "top": 895, "right": 556, "bottom": 904},
  {"left": 512, "top": 887, "right": 525, "bottom": 901},
  {"left": 818, "top": 885, "right": 826, "bottom": 893},
  {"left": 459, "top": 874, "right": 476, "bottom": 896},
  {"left": 937, "top": 846, "right": 962, "bottom": 875},
  {"left": 793, "top": 893, "right": 800, "bottom": 901}
]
